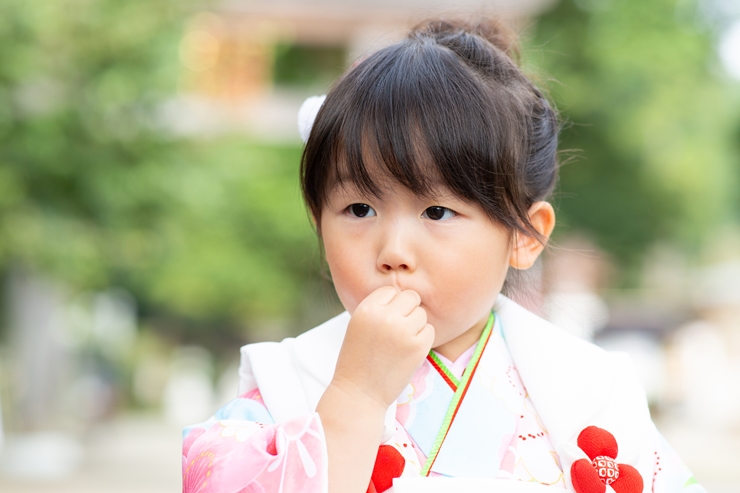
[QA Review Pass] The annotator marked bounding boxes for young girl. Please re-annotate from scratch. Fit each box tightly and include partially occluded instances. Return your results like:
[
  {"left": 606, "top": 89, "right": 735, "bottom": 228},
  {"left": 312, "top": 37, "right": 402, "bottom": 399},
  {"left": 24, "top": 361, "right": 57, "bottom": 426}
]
[{"left": 182, "top": 19, "right": 705, "bottom": 493}]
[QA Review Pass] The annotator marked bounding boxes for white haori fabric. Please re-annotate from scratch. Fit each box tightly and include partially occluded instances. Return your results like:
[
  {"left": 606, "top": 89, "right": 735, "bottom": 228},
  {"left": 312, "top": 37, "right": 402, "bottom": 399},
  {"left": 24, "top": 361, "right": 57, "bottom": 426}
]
[
  {"left": 238, "top": 295, "right": 654, "bottom": 492},
  {"left": 239, "top": 311, "right": 400, "bottom": 442},
  {"left": 393, "top": 477, "right": 558, "bottom": 493},
  {"left": 494, "top": 296, "right": 653, "bottom": 492}
]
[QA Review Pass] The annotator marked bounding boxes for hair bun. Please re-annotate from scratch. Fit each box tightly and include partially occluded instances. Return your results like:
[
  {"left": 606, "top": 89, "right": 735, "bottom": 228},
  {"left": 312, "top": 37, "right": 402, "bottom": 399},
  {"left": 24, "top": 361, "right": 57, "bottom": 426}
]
[{"left": 411, "top": 18, "right": 520, "bottom": 64}]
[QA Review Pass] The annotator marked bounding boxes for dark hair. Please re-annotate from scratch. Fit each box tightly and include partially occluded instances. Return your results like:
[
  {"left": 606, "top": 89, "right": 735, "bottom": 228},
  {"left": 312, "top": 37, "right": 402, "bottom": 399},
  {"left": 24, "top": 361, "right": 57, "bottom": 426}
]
[{"left": 300, "top": 18, "right": 559, "bottom": 240}]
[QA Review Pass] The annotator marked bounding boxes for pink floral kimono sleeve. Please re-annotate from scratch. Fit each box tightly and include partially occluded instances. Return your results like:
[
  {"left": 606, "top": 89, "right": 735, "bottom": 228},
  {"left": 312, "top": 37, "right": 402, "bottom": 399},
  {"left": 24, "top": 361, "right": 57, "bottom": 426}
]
[{"left": 182, "top": 389, "right": 328, "bottom": 493}]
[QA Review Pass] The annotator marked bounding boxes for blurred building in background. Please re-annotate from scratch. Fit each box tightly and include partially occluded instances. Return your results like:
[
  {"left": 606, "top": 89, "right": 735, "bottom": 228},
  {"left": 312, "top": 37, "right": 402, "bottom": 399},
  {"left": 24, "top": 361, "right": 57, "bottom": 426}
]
[
  {"left": 0, "top": 0, "right": 739, "bottom": 491},
  {"left": 170, "top": 0, "right": 559, "bottom": 139}
]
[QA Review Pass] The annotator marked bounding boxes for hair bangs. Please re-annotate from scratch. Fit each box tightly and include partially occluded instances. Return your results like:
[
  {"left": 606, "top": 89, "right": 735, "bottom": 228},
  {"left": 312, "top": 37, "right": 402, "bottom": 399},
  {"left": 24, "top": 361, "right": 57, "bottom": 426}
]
[
  {"left": 304, "top": 38, "right": 513, "bottom": 217},
  {"left": 301, "top": 20, "right": 558, "bottom": 238}
]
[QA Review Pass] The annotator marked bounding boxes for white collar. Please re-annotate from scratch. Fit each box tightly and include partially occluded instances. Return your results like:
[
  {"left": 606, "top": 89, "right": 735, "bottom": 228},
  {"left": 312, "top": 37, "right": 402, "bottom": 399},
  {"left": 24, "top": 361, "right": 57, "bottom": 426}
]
[{"left": 240, "top": 295, "right": 654, "bottom": 491}]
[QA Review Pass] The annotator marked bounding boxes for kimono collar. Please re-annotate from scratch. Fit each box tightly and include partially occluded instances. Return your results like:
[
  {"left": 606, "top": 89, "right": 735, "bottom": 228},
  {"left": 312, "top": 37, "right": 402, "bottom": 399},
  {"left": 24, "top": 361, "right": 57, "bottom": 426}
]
[{"left": 240, "top": 295, "right": 654, "bottom": 491}]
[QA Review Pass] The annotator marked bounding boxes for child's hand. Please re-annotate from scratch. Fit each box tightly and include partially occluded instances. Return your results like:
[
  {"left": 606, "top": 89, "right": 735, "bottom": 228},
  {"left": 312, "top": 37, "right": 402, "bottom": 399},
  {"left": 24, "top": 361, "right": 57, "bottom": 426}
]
[
  {"left": 331, "top": 286, "right": 435, "bottom": 409},
  {"left": 317, "top": 286, "right": 433, "bottom": 493}
]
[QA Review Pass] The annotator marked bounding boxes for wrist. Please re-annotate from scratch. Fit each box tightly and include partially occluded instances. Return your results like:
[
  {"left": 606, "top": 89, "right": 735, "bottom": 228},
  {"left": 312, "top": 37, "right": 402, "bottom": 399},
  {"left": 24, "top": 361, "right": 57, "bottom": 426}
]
[
  {"left": 317, "top": 378, "right": 389, "bottom": 435},
  {"left": 330, "top": 375, "right": 394, "bottom": 412},
  {"left": 317, "top": 378, "right": 389, "bottom": 493}
]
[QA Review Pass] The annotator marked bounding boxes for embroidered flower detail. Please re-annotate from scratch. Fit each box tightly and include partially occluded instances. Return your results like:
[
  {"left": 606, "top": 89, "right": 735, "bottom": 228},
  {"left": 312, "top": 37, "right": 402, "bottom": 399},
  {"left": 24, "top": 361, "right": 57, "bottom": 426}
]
[
  {"left": 592, "top": 456, "right": 619, "bottom": 485},
  {"left": 570, "top": 426, "right": 643, "bottom": 493}
]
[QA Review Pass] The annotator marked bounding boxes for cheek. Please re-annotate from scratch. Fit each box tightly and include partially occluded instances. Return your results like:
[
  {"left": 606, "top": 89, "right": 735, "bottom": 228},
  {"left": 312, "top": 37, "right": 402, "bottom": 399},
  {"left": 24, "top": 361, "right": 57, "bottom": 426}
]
[
  {"left": 440, "top": 243, "right": 509, "bottom": 297},
  {"left": 427, "top": 227, "right": 512, "bottom": 312},
  {"left": 322, "top": 232, "right": 371, "bottom": 314}
]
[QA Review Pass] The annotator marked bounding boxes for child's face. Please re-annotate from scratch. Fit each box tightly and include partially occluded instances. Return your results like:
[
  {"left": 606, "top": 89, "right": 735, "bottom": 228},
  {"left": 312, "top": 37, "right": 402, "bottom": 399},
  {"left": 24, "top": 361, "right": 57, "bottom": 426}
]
[{"left": 320, "top": 177, "right": 514, "bottom": 350}]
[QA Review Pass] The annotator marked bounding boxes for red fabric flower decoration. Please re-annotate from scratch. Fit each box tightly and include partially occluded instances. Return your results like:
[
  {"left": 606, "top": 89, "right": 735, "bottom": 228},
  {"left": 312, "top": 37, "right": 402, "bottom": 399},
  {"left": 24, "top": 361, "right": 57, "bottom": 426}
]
[
  {"left": 366, "top": 445, "right": 405, "bottom": 493},
  {"left": 570, "top": 426, "right": 644, "bottom": 493}
]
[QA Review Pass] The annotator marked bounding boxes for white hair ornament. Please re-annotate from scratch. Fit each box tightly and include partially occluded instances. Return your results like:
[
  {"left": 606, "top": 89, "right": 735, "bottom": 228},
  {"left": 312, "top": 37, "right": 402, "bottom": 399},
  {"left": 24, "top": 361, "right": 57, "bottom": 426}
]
[{"left": 297, "top": 95, "right": 327, "bottom": 144}]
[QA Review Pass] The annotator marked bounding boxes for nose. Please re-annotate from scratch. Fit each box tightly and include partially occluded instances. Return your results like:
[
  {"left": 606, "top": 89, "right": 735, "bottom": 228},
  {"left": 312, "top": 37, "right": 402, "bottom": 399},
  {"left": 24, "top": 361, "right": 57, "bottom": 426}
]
[{"left": 377, "top": 221, "right": 416, "bottom": 273}]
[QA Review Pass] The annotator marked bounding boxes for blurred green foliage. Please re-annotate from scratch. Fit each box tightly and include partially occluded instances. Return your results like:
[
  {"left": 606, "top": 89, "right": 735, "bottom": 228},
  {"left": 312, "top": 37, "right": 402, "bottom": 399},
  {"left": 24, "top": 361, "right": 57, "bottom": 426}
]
[
  {"left": 273, "top": 43, "right": 347, "bottom": 88},
  {"left": 0, "top": 0, "right": 737, "bottom": 341},
  {"left": 0, "top": 0, "right": 320, "bottom": 341},
  {"left": 530, "top": 0, "right": 740, "bottom": 274}
]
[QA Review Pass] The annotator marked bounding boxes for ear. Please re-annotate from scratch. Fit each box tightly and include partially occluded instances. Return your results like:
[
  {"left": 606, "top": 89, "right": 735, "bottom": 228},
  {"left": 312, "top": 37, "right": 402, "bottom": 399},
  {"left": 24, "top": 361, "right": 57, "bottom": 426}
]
[{"left": 509, "top": 201, "right": 556, "bottom": 270}]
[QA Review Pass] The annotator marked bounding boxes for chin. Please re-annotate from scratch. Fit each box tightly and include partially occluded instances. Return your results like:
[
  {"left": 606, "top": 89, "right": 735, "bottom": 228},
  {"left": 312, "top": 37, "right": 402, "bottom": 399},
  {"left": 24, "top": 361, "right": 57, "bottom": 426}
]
[{"left": 429, "top": 325, "right": 455, "bottom": 347}]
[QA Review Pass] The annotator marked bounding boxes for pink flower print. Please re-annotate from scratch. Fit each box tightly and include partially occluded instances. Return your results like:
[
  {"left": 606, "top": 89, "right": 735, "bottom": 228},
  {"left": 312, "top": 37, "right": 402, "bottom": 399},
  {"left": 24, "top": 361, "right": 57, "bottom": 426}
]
[
  {"left": 396, "top": 361, "right": 431, "bottom": 428},
  {"left": 182, "top": 414, "right": 326, "bottom": 493},
  {"left": 241, "top": 388, "right": 264, "bottom": 404},
  {"left": 219, "top": 420, "right": 267, "bottom": 442},
  {"left": 182, "top": 421, "right": 273, "bottom": 492}
]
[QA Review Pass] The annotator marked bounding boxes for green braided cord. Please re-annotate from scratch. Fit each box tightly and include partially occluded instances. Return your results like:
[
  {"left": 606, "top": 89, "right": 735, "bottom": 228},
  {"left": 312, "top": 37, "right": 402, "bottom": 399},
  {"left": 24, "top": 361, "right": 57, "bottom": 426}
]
[
  {"left": 428, "top": 350, "right": 460, "bottom": 388},
  {"left": 420, "top": 312, "right": 495, "bottom": 476}
]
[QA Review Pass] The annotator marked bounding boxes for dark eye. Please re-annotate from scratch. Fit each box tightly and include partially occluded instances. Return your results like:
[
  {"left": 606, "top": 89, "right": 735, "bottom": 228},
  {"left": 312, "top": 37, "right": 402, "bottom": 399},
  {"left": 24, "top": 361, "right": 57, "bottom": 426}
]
[
  {"left": 347, "top": 203, "right": 376, "bottom": 218},
  {"left": 423, "top": 206, "right": 455, "bottom": 221}
]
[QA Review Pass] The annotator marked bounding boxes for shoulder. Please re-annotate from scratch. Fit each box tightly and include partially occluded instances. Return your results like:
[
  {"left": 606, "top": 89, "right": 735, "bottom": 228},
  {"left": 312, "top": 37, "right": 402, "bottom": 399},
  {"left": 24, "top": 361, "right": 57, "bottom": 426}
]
[
  {"left": 495, "top": 294, "right": 605, "bottom": 354},
  {"left": 497, "top": 296, "right": 653, "bottom": 462},
  {"left": 236, "top": 311, "right": 350, "bottom": 420},
  {"left": 495, "top": 294, "right": 630, "bottom": 376},
  {"left": 238, "top": 311, "right": 350, "bottom": 391},
  {"left": 495, "top": 293, "right": 642, "bottom": 395},
  {"left": 495, "top": 296, "right": 657, "bottom": 487}
]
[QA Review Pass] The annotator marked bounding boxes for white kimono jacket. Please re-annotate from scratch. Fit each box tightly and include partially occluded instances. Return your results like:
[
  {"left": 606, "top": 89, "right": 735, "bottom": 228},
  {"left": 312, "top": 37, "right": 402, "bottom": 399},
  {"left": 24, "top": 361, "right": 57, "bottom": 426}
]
[{"left": 182, "top": 295, "right": 704, "bottom": 493}]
